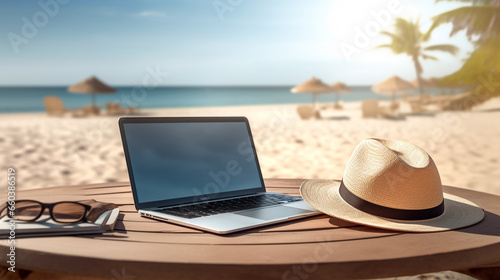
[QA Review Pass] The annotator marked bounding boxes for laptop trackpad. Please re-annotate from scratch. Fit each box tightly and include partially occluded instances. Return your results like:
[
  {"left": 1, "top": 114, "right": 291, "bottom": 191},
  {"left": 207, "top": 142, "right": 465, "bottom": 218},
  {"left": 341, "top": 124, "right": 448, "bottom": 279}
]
[{"left": 236, "top": 206, "right": 313, "bottom": 220}]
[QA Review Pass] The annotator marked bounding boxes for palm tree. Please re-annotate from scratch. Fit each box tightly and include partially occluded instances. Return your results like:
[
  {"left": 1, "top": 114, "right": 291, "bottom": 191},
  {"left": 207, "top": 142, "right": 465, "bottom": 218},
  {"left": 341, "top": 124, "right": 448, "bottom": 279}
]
[
  {"left": 428, "top": 0, "right": 500, "bottom": 86},
  {"left": 376, "top": 18, "right": 459, "bottom": 96}
]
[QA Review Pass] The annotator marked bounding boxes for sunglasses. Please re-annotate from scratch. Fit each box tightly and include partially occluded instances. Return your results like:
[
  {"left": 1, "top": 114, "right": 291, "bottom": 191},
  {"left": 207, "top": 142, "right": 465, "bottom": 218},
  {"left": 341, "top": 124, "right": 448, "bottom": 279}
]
[{"left": 1, "top": 200, "right": 92, "bottom": 224}]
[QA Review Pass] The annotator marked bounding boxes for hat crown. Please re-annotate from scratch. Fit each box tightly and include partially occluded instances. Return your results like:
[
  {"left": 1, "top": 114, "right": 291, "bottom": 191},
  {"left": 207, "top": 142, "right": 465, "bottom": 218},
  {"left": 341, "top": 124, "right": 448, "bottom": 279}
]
[{"left": 342, "top": 139, "right": 443, "bottom": 210}]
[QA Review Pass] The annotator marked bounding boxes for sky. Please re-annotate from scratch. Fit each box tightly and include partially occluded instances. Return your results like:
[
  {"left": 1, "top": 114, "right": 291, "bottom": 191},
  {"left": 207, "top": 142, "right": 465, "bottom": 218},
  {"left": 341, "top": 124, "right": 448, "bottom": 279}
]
[{"left": 0, "top": 0, "right": 473, "bottom": 86}]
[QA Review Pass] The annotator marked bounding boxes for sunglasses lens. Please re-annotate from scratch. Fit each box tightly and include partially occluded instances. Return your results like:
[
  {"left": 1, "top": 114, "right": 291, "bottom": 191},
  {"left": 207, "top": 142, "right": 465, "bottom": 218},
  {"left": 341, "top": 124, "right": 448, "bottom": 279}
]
[
  {"left": 52, "top": 203, "right": 86, "bottom": 223},
  {"left": 12, "top": 201, "right": 43, "bottom": 221},
  {"left": 0, "top": 204, "right": 8, "bottom": 218}
]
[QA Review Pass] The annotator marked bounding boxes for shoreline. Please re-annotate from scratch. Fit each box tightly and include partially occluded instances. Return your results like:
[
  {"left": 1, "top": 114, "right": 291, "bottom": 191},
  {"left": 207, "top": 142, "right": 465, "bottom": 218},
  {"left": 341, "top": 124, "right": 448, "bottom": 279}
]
[
  {"left": 0, "top": 100, "right": 365, "bottom": 116},
  {"left": 0, "top": 101, "right": 363, "bottom": 118},
  {"left": 0, "top": 87, "right": 459, "bottom": 115}
]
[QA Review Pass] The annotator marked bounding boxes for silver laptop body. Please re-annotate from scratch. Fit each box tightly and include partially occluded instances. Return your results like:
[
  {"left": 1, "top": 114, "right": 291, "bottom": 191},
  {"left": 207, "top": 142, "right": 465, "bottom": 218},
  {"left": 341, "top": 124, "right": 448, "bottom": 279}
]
[{"left": 119, "top": 116, "right": 320, "bottom": 234}]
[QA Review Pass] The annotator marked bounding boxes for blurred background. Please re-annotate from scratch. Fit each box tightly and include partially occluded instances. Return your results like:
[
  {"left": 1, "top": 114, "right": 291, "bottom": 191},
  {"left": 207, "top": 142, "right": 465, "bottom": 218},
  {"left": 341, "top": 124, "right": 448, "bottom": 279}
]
[
  {"left": 1, "top": 0, "right": 499, "bottom": 196},
  {"left": 1, "top": 1, "right": 500, "bottom": 279}
]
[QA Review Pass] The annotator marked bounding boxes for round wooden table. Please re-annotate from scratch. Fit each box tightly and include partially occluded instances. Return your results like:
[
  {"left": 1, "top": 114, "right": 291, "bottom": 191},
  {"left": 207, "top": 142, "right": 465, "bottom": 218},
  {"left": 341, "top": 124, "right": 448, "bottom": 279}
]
[{"left": 1, "top": 179, "right": 500, "bottom": 280}]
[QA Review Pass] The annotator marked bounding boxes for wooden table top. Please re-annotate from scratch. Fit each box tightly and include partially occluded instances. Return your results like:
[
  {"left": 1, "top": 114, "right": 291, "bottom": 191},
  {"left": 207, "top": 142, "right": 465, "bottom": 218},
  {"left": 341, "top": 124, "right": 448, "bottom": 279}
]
[{"left": 1, "top": 178, "right": 500, "bottom": 280}]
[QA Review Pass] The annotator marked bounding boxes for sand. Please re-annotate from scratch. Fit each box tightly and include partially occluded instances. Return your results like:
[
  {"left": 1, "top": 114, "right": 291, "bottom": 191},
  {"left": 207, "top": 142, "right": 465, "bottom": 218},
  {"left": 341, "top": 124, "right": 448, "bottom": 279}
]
[
  {"left": 1, "top": 98, "right": 499, "bottom": 280},
  {"left": 1, "top": 98, "right": 499, "bottom": 196}
]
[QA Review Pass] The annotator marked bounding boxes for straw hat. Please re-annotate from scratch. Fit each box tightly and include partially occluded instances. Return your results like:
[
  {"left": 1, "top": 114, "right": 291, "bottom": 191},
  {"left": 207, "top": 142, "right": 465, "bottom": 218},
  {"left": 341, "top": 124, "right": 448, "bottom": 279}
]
[{"left": 300, "top": 138, "right": 484, "bottom": 232}]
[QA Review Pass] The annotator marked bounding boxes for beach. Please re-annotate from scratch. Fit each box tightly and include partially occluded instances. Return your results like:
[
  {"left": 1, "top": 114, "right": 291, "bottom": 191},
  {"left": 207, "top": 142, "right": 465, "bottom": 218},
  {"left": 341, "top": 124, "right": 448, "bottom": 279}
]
[
  {"left": 1, "top": 99, "right": 499, "bottom": 280},
  {"left": 1, "top": 98, "right": 499, "bottom": 197}
]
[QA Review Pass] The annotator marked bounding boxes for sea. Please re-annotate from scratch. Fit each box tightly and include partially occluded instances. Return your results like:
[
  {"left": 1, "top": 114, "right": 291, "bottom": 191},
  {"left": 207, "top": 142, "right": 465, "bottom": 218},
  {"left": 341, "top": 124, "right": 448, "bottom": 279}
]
[{"left": 0, "top": 86, "right": 452, "bottom": 114}]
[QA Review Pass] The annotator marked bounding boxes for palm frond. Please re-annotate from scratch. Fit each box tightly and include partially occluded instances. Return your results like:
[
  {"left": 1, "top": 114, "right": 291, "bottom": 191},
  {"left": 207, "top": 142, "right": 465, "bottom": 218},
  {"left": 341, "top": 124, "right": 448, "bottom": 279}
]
[
  {"left": 424, "top": 44, "right": 460, "bottom": 55},
  {"left": 374, "top": 44, "right": 393, "bottom": 49},
  {"left": 421, "top": 54, "right": 439, "bottom": 60},
  {"left": 388, "top": 18, "right": 422, "bottom": 55},
  {"left": 379, "top": 30, "right": 406, "bottom": 54},
  {"left": 440, "top": 43, "right": 500, "bottom": 85},
  {"left": 435, "top": 0, "right": 498, "bottom": 4},
  {"left": 379, "top": 31, "right": 401, "bottom": 41},
  {"left": 429, "top": 6, "right": 500, "bottom": 41}
]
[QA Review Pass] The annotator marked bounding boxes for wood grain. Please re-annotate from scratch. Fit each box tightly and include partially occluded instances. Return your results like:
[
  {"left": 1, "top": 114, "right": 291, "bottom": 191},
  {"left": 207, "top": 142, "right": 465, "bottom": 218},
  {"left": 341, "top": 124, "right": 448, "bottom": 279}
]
[{"left": 0, "top": 179, "right": 499, "bottom": 280}]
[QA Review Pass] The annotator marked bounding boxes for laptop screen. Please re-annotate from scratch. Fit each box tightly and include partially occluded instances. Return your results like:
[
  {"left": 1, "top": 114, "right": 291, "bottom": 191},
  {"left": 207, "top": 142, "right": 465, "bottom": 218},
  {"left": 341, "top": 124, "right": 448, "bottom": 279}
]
[{"left": 120, "top": 118, "right": 265, "bottom": 207}]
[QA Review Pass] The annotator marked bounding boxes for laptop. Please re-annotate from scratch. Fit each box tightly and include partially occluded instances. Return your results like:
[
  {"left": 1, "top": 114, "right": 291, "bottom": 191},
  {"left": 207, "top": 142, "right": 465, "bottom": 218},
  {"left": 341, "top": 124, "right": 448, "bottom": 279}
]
[{"left": 118, "top": 117, "right": 320, "bottom": 234}]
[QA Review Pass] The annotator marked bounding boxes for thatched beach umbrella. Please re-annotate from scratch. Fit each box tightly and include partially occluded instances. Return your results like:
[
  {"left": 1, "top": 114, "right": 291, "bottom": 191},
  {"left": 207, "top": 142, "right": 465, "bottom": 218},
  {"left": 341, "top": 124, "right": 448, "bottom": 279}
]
[
  {"left": 68, "top": 76, "right": 116, "bottom": 107},
  {"left": 330, "top": 82, "right": 351, "bottom": 106},
  {"left": 291, "top": 77, "right": 333, "bottom": 109},
  {"left": 372, "top": 75, "right": 414, "bottom": 100}
]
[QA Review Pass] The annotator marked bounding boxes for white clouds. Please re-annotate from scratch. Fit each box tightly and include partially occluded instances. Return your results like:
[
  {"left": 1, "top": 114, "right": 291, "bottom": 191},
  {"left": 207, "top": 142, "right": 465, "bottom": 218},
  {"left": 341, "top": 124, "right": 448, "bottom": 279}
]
[
  {"left": 100, "top": 9, "right": 167, "bottom": 18},
  {"left": 133, "top": 11, "right": 167, "bottom": 18}
]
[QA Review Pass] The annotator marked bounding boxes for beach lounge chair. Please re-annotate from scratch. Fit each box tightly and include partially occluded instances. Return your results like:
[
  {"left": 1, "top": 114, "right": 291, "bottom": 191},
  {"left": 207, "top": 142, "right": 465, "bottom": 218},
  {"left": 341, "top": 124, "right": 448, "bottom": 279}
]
[
  {"left": 106, "top": 103, "right": 126, "bottom": 115},
  {"left": 82, "top": 104, "right": 101, "bottom": 116},
  {"left": 409, "top": 93, "right": 468, "bottom": 111},
  {"left": 389, "top": 101, "right": 400, "bottom": 112},
  {"left": 105, "top": 103, "right": 139, "bottom": 115},
  {"left": 362, "top": 100, "right": 399, "bottom": 118},
  {"left": 361, "top": 100, "right": 379, "bottom": 118},
  {"left": 432, "top": 94, "right": 462, "bottom": 108},
  {"left": 320, "top": 102, "right": 344, "bottom": 110},
  {"left": 378, "top": 106, "right": 398, "bottom": 118},
  {"left": 44, "top": 96, "right": 88, "bottom": 117},
  {"left": 43, "top": 96, "right": 67, "bottom": 116},
  {"left": 409, "top": 101, "right": 426, "bottom": 113},
  {"left": 297, "top": 105, "right": 321, "bottom": 120}
]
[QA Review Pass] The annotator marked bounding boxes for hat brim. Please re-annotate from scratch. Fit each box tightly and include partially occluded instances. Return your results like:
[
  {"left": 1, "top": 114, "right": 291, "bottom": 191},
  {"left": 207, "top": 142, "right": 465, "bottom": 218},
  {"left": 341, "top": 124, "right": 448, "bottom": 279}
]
[{"left": 300, "top": 179, "right": 484, "bottom": 232}]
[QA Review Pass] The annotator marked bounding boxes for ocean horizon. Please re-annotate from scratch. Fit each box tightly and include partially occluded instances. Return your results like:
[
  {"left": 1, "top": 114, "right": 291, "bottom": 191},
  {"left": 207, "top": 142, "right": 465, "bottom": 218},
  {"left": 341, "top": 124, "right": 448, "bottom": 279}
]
[{"left": 0, "top": 86, "right": 453, "bottom": 114}]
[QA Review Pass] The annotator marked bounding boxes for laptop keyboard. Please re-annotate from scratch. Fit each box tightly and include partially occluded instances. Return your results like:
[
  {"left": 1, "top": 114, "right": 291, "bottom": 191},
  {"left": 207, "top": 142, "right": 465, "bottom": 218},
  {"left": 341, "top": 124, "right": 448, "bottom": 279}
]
[{"left": 156, "top": 193, "right": 303, "bottom": 219}]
